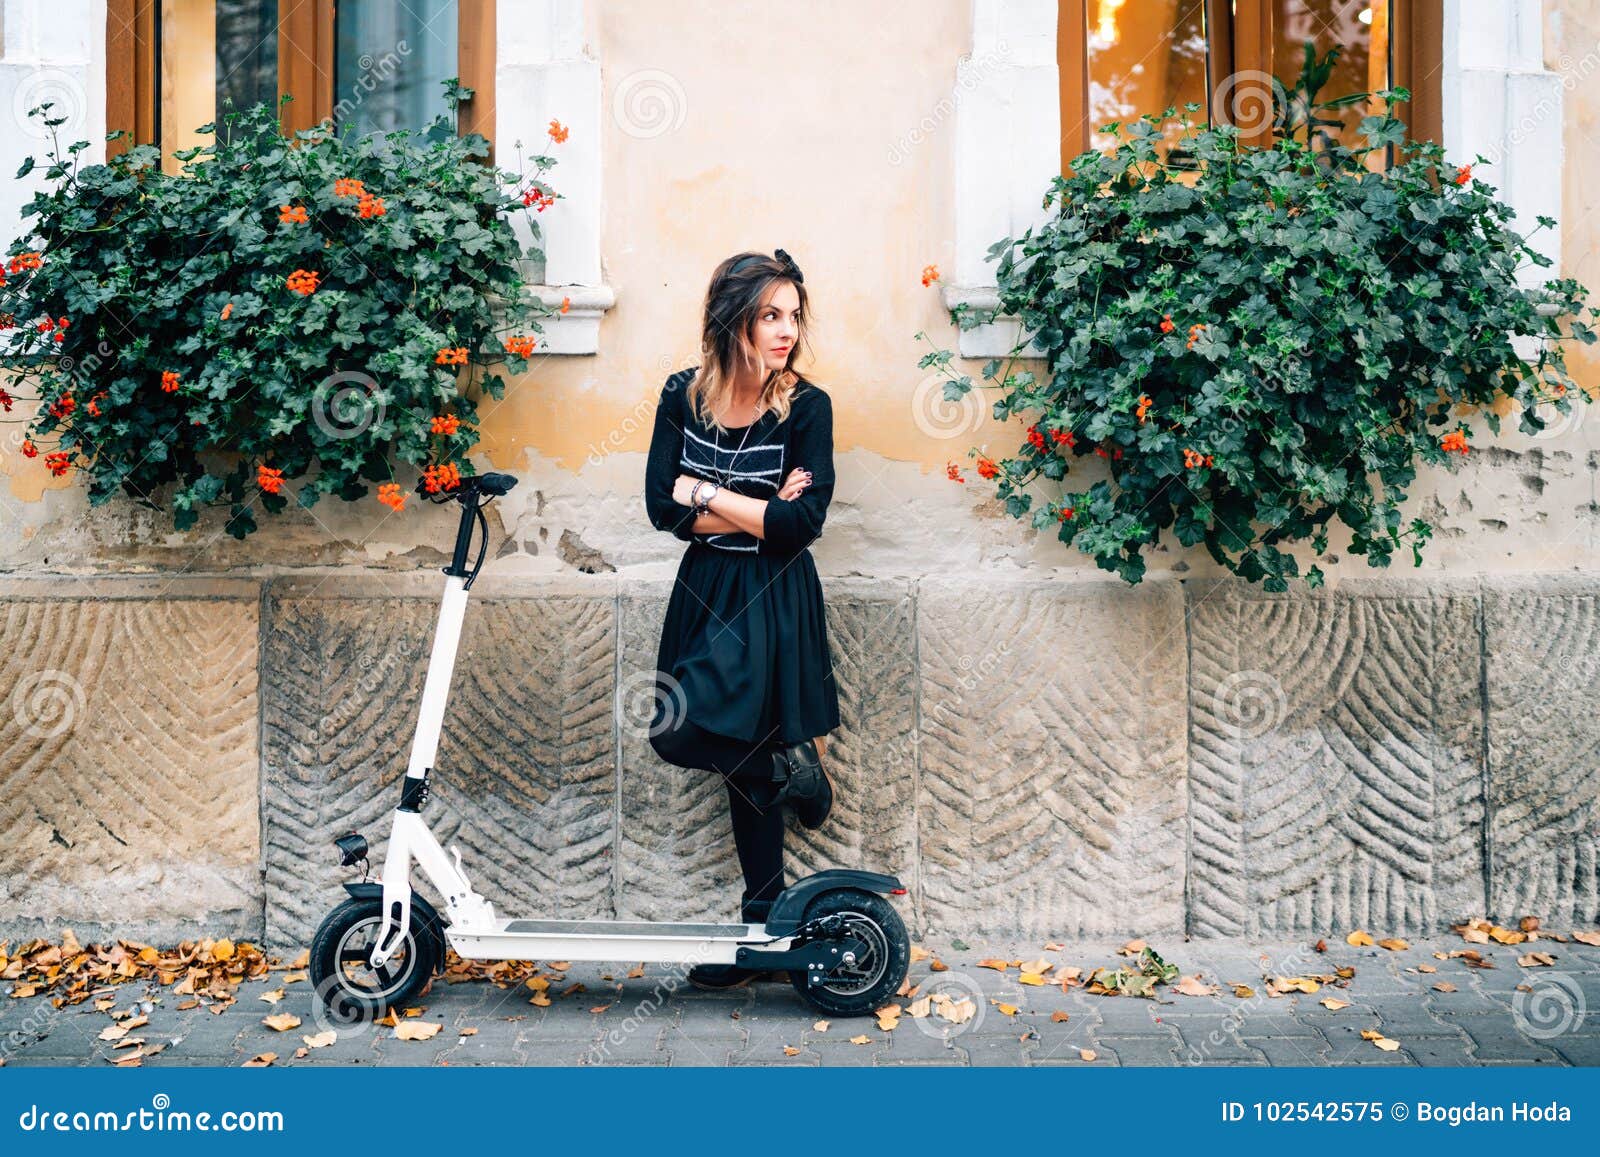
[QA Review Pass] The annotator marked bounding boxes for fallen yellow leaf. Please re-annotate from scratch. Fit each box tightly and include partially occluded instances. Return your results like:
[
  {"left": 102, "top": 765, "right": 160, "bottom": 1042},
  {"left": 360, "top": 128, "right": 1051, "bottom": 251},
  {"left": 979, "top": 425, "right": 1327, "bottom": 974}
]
[
  {"left": 782, "top": 1046, "right": 800, "bottom": 1056},
  {"left": 976, "top": 958, "right": 1009, "bottom": 971},
  {"left": 1018, "top": 972, "right": 1047, "bottom": 986},
  {"left": 812, "top": 1019, "right": 830, "bottom": 1032},
  {"left": 302, "top": 1031, "right": 336, "bottom": 1048},
  {"left": 262, "top": 1013, "right": 301, "bottom": 1032},
  {"left": 1346, "top": 930, "right": 1375, "bottom": 947},
  {"left": 241, "top": 1052, "right": 276, "bottom": 1067},
  {"left": 1078, "top": 1048, "right": 1096, "bottom": 1061},
  {"left": 1320, "top": 997, "right": 1350, "bottom": 1010},
  {"left": 1433, "top": 982, "right": 1457, "bottom": 993},
  {"left": 1051, "top": 1011, "right": 1070, "bottom": 1023},
  {"left": 848, "top": 1034, "right": 871, "bottom": 1045},
  {"left": 393, "top": 1021, "right": 443, "bottom": 1041},
  {"left": 1377, "top": 939, "right": 1410, "bottom": 952}
]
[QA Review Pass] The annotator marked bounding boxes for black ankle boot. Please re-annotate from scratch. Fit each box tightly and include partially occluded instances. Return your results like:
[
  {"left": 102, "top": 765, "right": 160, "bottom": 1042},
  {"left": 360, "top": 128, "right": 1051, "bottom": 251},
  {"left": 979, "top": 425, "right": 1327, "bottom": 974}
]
[
  {"left": 769, "top": 739, "right": 832, "bottom": 830},
  {"left": 686, "top": 898, "right": 786, "bottom": 989}
]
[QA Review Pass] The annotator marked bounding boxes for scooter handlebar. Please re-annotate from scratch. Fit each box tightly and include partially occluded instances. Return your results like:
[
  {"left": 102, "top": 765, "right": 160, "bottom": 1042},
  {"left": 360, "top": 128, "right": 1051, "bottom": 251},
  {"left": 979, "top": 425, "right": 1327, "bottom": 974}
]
[{"left": 414, "top": 471, "right": 520, "bottom": 500}]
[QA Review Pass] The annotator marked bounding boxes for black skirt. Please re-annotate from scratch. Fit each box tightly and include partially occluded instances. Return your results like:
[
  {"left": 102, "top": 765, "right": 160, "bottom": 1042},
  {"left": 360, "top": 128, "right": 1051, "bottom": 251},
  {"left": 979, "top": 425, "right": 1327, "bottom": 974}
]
[{"left": 654, "top": 540, "right": 840, "bottom": 747}]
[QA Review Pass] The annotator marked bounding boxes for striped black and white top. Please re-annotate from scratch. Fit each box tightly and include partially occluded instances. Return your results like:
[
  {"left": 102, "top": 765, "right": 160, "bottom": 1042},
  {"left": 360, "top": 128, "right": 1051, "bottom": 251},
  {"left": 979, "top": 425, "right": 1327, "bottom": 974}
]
[{"left": 644, "top": 366, "right": 835, "bottom": 558}]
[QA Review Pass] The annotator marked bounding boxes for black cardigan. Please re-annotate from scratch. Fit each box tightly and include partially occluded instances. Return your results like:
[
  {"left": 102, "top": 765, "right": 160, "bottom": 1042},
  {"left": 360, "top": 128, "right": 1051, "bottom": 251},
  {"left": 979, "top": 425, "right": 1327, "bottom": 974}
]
[{"left": 644, "top": 368, "right": 835, "bottom": 556}]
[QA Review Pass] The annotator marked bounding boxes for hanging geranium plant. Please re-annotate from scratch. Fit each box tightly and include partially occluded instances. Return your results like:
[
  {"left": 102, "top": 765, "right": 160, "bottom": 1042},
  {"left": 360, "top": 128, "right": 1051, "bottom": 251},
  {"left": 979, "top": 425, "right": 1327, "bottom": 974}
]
[
  {"left": 1, "top": 82, "right": 570, "bottom": 538},
  {"left": 920, "top": 48, "right": 1596, "bottom": 590}
]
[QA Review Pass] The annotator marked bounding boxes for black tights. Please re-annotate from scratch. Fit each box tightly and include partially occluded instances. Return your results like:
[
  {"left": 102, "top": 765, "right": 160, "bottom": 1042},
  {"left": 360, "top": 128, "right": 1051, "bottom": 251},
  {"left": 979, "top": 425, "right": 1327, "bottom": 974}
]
[{"left": 650, "top": 716, "right": 787, "bottom": 918}]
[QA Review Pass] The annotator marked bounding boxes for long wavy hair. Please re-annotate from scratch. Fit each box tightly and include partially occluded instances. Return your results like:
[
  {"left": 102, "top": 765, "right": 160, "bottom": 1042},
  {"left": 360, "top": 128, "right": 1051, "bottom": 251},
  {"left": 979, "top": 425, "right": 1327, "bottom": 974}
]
[{"left": 688, "top": 250, "right": 812, "bottom": 433}]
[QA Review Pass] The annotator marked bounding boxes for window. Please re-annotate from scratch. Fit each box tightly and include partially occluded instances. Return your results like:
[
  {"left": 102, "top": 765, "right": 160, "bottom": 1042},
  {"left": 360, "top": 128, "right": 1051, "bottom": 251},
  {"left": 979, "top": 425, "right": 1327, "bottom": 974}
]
[
  {"left": 106, "top": 0, "right": 496, "bottom": 166},
  {"left": 1059, "top": 0, "right": 1443, "bottom": 172}
]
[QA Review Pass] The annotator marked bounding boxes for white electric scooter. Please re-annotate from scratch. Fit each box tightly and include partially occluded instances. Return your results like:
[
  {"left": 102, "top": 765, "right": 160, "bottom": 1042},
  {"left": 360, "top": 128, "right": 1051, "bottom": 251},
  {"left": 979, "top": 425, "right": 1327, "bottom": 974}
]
[{"left": 308, "top": 471, "right": 911, "bottom": 1018}]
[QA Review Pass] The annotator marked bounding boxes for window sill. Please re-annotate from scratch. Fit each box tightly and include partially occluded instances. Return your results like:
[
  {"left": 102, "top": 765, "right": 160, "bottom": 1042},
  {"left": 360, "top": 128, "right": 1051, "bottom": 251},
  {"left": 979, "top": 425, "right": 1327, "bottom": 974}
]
[
  {"left": 523, "top": 283, "right": 617, "bottom": 355},
  {"left": 939, "top": 284, "right": 1044, "bottom": 360}
]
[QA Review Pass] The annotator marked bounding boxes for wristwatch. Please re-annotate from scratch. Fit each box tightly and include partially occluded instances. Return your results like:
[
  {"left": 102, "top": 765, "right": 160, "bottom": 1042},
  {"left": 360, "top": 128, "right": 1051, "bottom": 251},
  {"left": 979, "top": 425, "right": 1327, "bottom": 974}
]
[{"left": 691, "top": 480, "right": 720, "bottom": 514}]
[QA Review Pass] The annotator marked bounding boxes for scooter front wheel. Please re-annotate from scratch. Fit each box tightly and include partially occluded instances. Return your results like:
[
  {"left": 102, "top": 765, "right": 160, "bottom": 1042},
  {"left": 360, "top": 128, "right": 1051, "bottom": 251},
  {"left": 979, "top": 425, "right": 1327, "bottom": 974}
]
[
  {"left": 308, "top": 896, "right": 443, "bottom": 1022},
  {"left": 788, "top": 887, "right": 911, "bottom": 1017}
]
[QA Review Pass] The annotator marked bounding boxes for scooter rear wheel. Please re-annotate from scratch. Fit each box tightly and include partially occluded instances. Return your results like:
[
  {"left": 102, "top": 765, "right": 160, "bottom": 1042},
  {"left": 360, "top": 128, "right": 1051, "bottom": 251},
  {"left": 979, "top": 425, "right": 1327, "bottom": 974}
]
[
  {"left": 308, "top": 896, "right": 442, "bottom": 1022},
  {"left": 788, "top": 888, "right": 910, "bottom": 1017}
]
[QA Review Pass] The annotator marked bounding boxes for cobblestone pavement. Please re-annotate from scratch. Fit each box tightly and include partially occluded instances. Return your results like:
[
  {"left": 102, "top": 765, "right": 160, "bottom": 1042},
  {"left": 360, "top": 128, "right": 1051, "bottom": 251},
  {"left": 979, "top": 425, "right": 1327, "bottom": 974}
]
[{"left": 3, "top": 934, "right": 1597, "bottom": 1067}]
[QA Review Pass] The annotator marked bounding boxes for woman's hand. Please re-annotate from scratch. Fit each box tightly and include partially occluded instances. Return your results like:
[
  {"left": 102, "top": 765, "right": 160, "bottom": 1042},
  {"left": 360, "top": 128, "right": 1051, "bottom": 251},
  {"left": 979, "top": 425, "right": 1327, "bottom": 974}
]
[
  {"left": 776, "top": 467, "right": 812, "bottom": 501},
  {"left": 672, "top": 473, "right": 705, "bottom": 507}
]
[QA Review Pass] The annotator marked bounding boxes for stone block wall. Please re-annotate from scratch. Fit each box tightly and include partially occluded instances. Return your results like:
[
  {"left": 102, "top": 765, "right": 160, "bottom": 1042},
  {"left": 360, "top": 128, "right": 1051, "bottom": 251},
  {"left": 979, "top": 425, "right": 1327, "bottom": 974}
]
[{"left": 1, "top": 570, "right": 1596, "bottom": 950}]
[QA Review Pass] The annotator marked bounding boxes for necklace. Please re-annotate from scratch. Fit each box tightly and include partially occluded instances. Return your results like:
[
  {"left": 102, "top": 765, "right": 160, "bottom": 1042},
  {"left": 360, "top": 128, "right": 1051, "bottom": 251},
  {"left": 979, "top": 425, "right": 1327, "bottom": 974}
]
[{"left": 710, "top": 411, "right": 758, "bottom": 489}]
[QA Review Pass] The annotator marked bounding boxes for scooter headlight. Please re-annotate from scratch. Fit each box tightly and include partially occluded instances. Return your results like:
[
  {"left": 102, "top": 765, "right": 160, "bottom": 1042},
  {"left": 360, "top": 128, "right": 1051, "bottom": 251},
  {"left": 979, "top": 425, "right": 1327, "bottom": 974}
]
[{"left": 334, "top": 831, "right": 368, "bottom": 867}]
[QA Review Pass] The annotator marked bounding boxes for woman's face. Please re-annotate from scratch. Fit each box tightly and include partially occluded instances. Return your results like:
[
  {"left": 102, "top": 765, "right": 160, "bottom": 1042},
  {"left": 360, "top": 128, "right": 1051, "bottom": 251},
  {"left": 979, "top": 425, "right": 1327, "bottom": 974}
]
[{"left": 746, "top": 279, "right": 801, "bottom": 372}]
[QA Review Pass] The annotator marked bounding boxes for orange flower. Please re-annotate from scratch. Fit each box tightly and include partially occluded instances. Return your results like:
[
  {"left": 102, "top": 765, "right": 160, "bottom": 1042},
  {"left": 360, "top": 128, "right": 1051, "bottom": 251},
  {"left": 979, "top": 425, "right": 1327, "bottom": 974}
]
[
  {"left": 6, "top": 252, "right": 43, "bottom": 273},
  {"left": 161, "top": 370, "right": 181, "bottom": 393},
  {"left": 434, "top": 346, "right": 469, "bottom": 366},
  {"left": 1159, "top": 314, "right": 1175, "bottom": 334},
  {"left": 44, "top": 451, "right": 72, "bottom": 477},
  {"left": 356, "top": 193, "right": 386, "bottom": 219},
  {"left": 278, "top": 204, "right": 309, "bottom": 224},
  {"left": 522, "top": 189, "right": 556, "bottom": 211},
  {"left": 86, "top": 391, "right": 107, "bottom": 417},
  {"left": 560, "top": 296, "right": 571, "bottom": 314},
  {"left": 975, "top": 456, "right": 999, "bottom": 480},
  {"left": 422, "top": 463, "right": 462, "bottom": 494},
  {"left": 256, "top": 464, "right": 285, "bottom": 495},
  {"left": 377, "top": 482, "right": 407, "bottom": 512},
  {"left": 946, "top": 461, "right": 965, "bottom": 483},
  {"left": 333, "top": 178, "right": 367, "bottom": 198},
  {"left": 1057, "top": 506, "right": 1074, "bottom": 521},
  {"left": 1136, "top": 394, "right": 1152, "bottom": 423},
  {"left": 1441, "top": 430, "right": 1470, "bottom": 454},
  {"left": 21, "top": 438, "right": 37, "bottom": 458},
  {"left": 548, "top": 119, "right": 569, "bottom": 143},
  {"left": 1186, "top": 323, "right": 1207, "bottom": 351},
  {"left": 48, "top": 394, "right": 75, "bottom": 419},
  {"left": 286, "top": 269, "right": 320, "bottom": 296},
  {"left": 1182, "top": 447, "right": 1214, "bottom": 469},
  {"left": 1454, "top": 165, "right": 1472, "bottom": 186},
  {"left": 430, "top": 414, "right": 461, "bottom": 436},
  {"left": 921, "top": 264, "right": 941, "bottom": 288},
  {"left": 504, "top": 334, "right": 537, "bottom": 358},
  {"left": 220, "top": 302, "right": 234, "bottom": 320}
]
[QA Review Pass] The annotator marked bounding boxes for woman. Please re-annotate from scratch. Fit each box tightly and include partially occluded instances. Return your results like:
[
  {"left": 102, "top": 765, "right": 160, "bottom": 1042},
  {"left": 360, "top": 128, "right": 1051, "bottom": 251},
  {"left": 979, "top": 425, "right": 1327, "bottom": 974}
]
[{"left": 643, "top": 248, "right": 839, "bottom": 989}]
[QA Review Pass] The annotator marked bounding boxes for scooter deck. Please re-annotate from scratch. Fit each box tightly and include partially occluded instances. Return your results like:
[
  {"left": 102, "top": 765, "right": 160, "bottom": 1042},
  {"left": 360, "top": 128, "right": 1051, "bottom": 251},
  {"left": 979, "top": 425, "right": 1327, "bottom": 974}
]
[{"left": 446, "top": 917, "right": 782, "bottom": 966}]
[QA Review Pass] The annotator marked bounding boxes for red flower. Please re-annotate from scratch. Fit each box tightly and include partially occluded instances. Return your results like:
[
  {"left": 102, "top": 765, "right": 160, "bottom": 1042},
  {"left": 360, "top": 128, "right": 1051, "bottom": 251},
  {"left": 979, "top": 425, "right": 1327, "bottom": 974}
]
[
  {"left": 376, "top": 482, "right": 407, "bottom": 512},
  {"left": 521, "top": 189, "right": 556, "bottom": 211},
  {"left": 422, "top": 463, "right": 462, "bottom": 494},
  {"left": 161, "top": 370, "right": 181, "bottom": 393},
  {"left": 1441, "top": 430, "right": 1470, "bottom": 454},
  {"left": 356, "top": 193, "right": 386, "bottom": 219},
  {"left": 1135, "top": 394, "right": 1152, "bottom": 423},
  {"left": 21, "top": 438, "right": 37, "bottom": 458},
  {"left": 1050, "top": 427, "right": 1076, "bottom": 449},
  {"left": 44, "top": 451, "right": 72, "bottom": 477},
  {"left": 946, "top": 461, "right": 965, "bottom": 483},
  {"left": 430, "top": 414, "right": 461, "bottom": 436},
  {"left": 86, "top": 391, "right": 107, "bottom": 417},
  {"left": 257, "top": 464, "right": 285, "bottom": 495},
  {"left": 1159, "top": 314, "right": 1175, "bottom": 334},
  {"left": 434, "top": 347, "right": 469, "bottom": 366},
  {"left": 975, "top": 456, "right": 999, "bottom": 480},
  {"left": 286, "top": 269, "right": 320, "bottom": 296},
  {"left": 1026, "top": 423, "right": 1046, "bottom": 451},
  {"left": 48, "top": 394, "right": 75, "bottom": 420},
  {"left": 504, "top": 335, "right": 537, "bottom": 358},
  {"left": 0, "top": 387, "right": 12, "bottom": 412},
  {"left": 921, "top": 264, "right": 941, "bottom": 288},
  {"left": 1454, "top": 165, "right": 1472, "bottom": 186},
  {"left": 1057, "top": 506, "right": 1074, "bottom": 521},
  {"left": 6, "top": 252, "right": 43, "bottom": 274}
]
